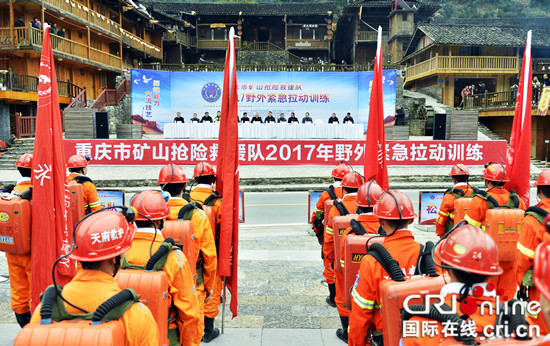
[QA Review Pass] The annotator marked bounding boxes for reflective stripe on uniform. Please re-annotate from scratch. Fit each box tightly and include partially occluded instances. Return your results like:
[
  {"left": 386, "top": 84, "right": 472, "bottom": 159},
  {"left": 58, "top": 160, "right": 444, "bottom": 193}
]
[
  {"left": 351, "top": 288, "right": 374, "bottom": 310},
  {"left": 326, "top": 227, "right": 333, "bottom": 235},
  {"left": 464, "top": 215, "right": 482, "bottom": 227},
  {"left": 89, "top": 201, "right": 101, "bottom": 208},
  {"left": 175, "top": 250, "right": 183, "bottom": 270},
  {"left": 340, "top": 259, "right": 345, "bottom": 268},
  {"left": 438, "top": 211, "right": 449, "bottom": 217},
  {"left": 314, "top": 208, "right": 323, "bottom": 213},
  {"left": 517, "top": 242, "right": 535, "bottom": 259},
  {"left": 448, "top": 213, "right": 455, "bottom": 220}
]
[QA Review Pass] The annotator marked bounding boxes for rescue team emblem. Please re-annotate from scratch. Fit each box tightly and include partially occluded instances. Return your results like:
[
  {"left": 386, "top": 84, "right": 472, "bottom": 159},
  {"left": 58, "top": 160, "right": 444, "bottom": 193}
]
[
  {"left": 352, "top": 253, "right": 364, "bottom": 262},
  {"left": 0, "top": 212, "right": 9, "bottom": 222},
  {"left": 202, "top": 83, "right": 221, "bottom": 103},
  {"left": 0, "top": 236, "right": 14, "bottom": 244}
]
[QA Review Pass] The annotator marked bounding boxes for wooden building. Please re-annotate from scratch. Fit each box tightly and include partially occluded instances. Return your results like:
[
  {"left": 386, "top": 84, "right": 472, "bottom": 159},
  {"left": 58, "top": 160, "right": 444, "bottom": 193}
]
[
  {"left": 147, "top": 2, "right": 337, "bottom": 66},
  {"left": 336, "top": 0, "right": 438, "bottom": 66},
  {"left": 0, "top": 0, "right": 164, "bottom": 141},
  {"left": 401, "top": 18, "right": 550, "bottom": 107}
]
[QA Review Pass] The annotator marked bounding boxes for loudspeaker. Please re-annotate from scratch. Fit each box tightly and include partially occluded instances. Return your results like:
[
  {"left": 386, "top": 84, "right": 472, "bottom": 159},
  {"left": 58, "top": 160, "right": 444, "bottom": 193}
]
[
  {"left": 433, "top": 113, "right": 446, "bottom": 140},
  {"left": 95, "top": 112, "right": 109, "bottom": 139}
]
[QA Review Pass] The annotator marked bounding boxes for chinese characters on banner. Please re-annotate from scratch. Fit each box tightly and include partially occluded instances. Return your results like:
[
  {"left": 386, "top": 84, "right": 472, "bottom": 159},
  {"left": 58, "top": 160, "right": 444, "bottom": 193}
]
[
  {"left": 144, "top": 79, "right": 161, "bottom": 117},
  {"left": 64, "top": 140, "right": 507, "bottom": 166},
  {"left": 237, "top": 83, "right": 329, "bottom": 104}
]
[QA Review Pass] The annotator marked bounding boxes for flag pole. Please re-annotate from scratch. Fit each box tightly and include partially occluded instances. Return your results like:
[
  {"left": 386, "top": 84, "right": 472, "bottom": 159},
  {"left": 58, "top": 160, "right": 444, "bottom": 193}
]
[{"left": 221, "top": 276, "right": 227, "bottom": 334}]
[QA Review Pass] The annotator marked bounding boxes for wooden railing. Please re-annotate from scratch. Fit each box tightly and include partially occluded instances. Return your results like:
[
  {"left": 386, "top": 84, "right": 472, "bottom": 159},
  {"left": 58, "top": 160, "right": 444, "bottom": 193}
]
[
  {"left": 90, "top": 78, "right": 129, "bottom": 111},
  {"left": 140, "top": 63, "right": 390, "bottom": 72},
  {"left": 16, "top": 116, "right": 36, "bottom": 138},
  {"left": 285, "top": 39, "right": 329, "bottom": 50},
  {"left": 122, "top": 31, "right": 162, "bottom": 59},
  {"left": 463, "top": 88, "right": 542, "bottom": 109},
  {"left": 164, "top": 31, "right": 196, "bottom": 47},
  {"left": 238, "top": 41, "right": 301, "bottom": 64},
  {"left": 196, "top": 38, "right": 242, "bottom": 50},
  {"left": 356, "top": 31, "right": 388, "bottom": 42},
  {"left": 66, "top": 88, "right": 87, "bottom": 109},
  {"left": 0, "top": 70, "right": 82, "bottom": 98},
  {"left": 406, "top": 56, "right": 519, "bottom": 80}
]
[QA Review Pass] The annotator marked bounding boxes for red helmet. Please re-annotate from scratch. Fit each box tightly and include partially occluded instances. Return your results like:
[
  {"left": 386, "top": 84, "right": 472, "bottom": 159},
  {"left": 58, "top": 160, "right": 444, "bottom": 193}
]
[
  {"left": 373, "top": 190, "right": 416, "bottom": 220},
  {"left": 482, "top": 162, "right": 509, "bottom": 182},
  {"left": 534, "top": 241, "right": 550, "bottom": 301},
  {"left": 70, "top": 210, "right": 136, "bottom": 262},
  {"left": 341, "top": 172, "right": 363, "bottom": 189},
  {"left": 14, "top": 153, "right": 33, "bottom": 169},
  {"left": 331, "top": 162, "right": 352, "bottom": 179},
  {"left": 534, "top": 169, "right": 550, "bottom": 186},
  {"left": 130, "top": 190, "right": 171, "bottom": 221},
  {"left": 448, "top": 164, "right": 470, "bottom": 177},
  {"left": 193, "top": 162, "right": 216, "bottom": 178},
  {"left": 67, "top": 155, "right": 90, "bottom": 168},
  {"left": 356, "top": 180, "right": 383, "bottom": 208},
  {"left": 435, "top": 224, "right": 503, "bottom": 276},
  {"left": 157, "top": 163, "right": 188, "bottom": 185}
]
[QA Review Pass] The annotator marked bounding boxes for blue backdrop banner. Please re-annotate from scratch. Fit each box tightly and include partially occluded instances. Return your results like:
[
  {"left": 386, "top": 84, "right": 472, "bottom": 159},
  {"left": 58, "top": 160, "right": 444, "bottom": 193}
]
[{"left": 131, "top": 69, "right": 397, "bottom": 134}]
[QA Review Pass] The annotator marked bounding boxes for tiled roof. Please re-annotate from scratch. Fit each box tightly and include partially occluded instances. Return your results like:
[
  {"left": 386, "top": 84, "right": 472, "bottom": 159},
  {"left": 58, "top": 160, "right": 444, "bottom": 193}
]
[{"left": 151, "top": 2, "right": 337, "bottom": 16}]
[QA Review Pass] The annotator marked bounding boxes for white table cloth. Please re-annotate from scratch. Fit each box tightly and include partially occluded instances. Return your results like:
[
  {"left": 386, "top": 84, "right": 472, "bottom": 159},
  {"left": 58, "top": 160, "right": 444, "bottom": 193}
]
[{"left": 163, "top": 123, "right": 364, "bottom": 139}]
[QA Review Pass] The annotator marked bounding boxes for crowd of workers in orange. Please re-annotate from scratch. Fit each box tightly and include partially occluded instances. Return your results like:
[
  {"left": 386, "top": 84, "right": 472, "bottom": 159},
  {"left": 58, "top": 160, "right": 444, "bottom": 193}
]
[{"left": 1, "top": 154, "right": 550, "bottom": 345}]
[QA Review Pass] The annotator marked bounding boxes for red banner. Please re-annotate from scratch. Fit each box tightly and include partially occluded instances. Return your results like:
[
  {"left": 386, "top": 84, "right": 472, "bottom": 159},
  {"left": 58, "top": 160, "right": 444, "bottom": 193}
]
[{"left": 64, "top": 139, "right": 506, "bottom": 166}]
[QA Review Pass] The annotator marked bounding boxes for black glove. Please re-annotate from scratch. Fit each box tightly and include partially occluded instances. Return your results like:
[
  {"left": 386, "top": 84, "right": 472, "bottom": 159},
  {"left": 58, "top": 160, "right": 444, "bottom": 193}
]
[
  {"left": 2, "top": 184, "right": 15, "bottom": 194},
  {"left": 19, "top": 187, "right": 32, "bottom": 200}
]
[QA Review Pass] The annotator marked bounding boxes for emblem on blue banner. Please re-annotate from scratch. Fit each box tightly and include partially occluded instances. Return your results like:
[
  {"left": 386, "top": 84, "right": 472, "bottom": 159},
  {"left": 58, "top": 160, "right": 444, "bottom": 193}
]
[{"left": 202, "top": 83, "right": 221, "bottom": 102}]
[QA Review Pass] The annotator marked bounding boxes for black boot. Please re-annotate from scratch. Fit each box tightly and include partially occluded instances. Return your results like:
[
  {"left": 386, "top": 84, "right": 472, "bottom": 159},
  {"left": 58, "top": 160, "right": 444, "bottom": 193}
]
[
  {"left": 202, "top": 316, "right": 220, "bottom": 343},
  {"left": 15, "top": 312, "right": 31, "bottom": 328},
  {"left": 326, "top": 283, "right": 336, "bottom": 307},
  {"left": 336, "top": 315, "right": 348, "bottom": 343}
]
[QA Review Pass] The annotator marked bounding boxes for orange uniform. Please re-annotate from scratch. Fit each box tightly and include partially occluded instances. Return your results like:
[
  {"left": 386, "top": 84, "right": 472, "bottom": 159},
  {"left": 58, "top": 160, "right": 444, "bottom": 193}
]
[
  {"left": 336, "top": 214, "right": 378, "bottom": 317},
  {"left": 324, "top": 194, "right": 357, "bottom": 269},
  {"left": 30, "top": 269, "right": 159, "bottom": 346},
  {"left": 67, "top": 172, "right": 101, "bottom": 213},
  {"left": 515, "top": 199, "right": 550, "bottom": 335},
  {"left": 190, "top": 184, "right": 222, "bottom": 319},
  {"left": 401, "top": 285, "right": 498, "bottom": 346},
  {"left": 167, "top": 197, "right": 217, "bottom": 344},
  {"left": 6, "top": 179, "right": 32, "bottom": 314},
  {"left": 465, "top": 188, "right": 526, "bottom": 299},
  {"left": 435, "top": 184, "right": 474, "bottom": 237},
  {"left": 312, "top": 182, "right": 344, "bottom": 236},
  {"left": 349, "top": 229, "right": 420, "bottom": 346},
  {"left": 123, "top": 229, "right": 200, "bottom": 346}
]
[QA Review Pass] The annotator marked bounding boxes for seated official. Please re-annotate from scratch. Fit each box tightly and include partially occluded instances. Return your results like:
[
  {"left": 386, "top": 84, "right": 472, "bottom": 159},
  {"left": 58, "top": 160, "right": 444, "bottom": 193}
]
[
  {"left": 288, "top": 112, "right": 299, "bottom": 123},
  {"left": 265, "top": 111, "right": 276, "bottom": 123},
  {"left": 251, "top": 113, "right": 263, "bottom": 123},
  {"left": 277, "top": 113, "right": 286, "bottom": 123},
  {"left": 174, "top": 112, "right": 185, "bottom": 123},
  {"left": 201, "top": 112, "right": 213, "bottom": 123},
  {"left": 343, "top": 112, "right": 354, "bottom": 124},
  {"left": 328, "top": 113, "right": 339, "bottom": 124},
  {"left": 302, "top": 112, "right": 313, "bottom": 123},
  {"left": 240, "top": 112, "right": 250, "bottom": 123},
  {"left": 214, "top": 111, "right": 221, "bottom": 123},
  {"left": 190, "top": 113, "right": 200, "bottom": 123}
]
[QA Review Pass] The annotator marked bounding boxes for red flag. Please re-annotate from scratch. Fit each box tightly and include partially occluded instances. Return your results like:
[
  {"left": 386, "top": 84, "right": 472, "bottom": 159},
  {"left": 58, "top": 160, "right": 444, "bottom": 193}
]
[
  {"left": 31, "top": 25, "right": 75, "bottom": 310},
  {"left": 216, "top": 27, "right": 239, "bottom": 318},
  {"left": 505, "top": 31, "right": 532, "bottom": 205},
  {"left": 364, "top": 27, "right": 389, "bottom": 189}
]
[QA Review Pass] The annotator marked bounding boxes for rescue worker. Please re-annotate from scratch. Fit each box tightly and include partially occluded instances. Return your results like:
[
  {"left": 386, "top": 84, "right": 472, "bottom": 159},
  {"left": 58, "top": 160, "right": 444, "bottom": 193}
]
[
  {"left": 349, "top": 190, "right": 420, "bottom": 346},
  {"left": 335, "top": 180, "right": 382, "bottom": 343},
  {"left": 401, "top": 224, "right": 529, "bottom": 345},
  {"left": 4, "top": 154, "right": 33, "bottom": 327},
  {"left": 324, "top": 171, "right": 362, "bottom": 309},
  {"left": 465, "top": 162, "right": 526, "bottom": 299},
  {"left": 127, "top": 190, "right": 200, "bottom": 346},
  {"left": 29, "top": 210, "right": 160, "bottom": 345},
  {"left": 67, "top": 154, "right": 101, "bottom": 214},
  {"left": 190, "top": 162, "right": 221, "bottom": 343},
  {"left": 533, "top": 237, "right": 550, "bottom": 341},
  {"left": 158, "top": 163, "right": 217, "bottom": 345},
  {"left": 435, "top": 164, "right": 475, "bottom": 237},
  {"left": 515, "top": 169, "right": 550, "bottom": 335},
  {"left": 312, "top": 162, "right": 351, "bottom": 291}
]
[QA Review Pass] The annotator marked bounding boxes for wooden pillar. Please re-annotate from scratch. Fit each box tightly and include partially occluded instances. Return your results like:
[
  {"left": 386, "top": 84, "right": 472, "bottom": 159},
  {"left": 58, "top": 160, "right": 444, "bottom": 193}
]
[
  {"left": 119, "top": 5, "right": 123, "bottom": 69},
  {"left": 9, "top": 0, "right": 14, "bottom": 50}
]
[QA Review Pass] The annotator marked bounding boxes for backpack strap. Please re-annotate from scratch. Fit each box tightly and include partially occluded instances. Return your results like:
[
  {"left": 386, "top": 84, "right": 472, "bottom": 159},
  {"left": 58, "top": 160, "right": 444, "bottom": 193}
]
[
  {"left": 349, "top": 219, "right": 367, "bottom": 235},
  {"left": 445, "top": 187, "right": 465, "bottom": 199},
  {"left": 334, "top": 200, "right": 350, "bottom": 216},
  {"left": 525, "top": 206, "right": 549, "bottom": 224},
  {"left": 415, "top": 241, "right": 438, "bottom": 277},
  {"left": 327, "top": 185, "right": 337, "bottom": 200},
  {"left": 475, "top": 189, "right": 499, "bottom": 209},
  {"left": 72, "top": 175, "right": 93, "bottom": 184},
  {"left": 366, "top": 243, "right": 405, "bottom": 282},
  {"left": 203, "top": 191, "right": 221, "bottom": 207},
  {"left": 182, "top": 192, "right": 191, "bottom": 202},
  {"left": 120, "top": 240, "right": 178, "bottom": 271},
  {"left": 507, "top": 190, "right": 520, "bottom": 209},
  {"left": 177, "top": 202, "right": 203, "bottom": 221}
]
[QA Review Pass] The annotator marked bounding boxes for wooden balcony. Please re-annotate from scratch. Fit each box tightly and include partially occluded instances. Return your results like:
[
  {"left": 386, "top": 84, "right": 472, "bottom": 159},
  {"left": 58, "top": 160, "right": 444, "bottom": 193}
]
[
  {"left": 164, "top": 31, "right": 196, "bottom": 48},
  {"left": 405, "top": 55, "right": 519, "bottom": 82},
  {"left": 122, "top": 30, "right": 162, "bottom": 59},
  {"left": 286, "top": 39, "right": 329, "bottom": 50},
  {"left": 356, "top": 31, "right": 388, "bottom": 42},
  {"left": 196, "top": 38, "right": 242, "bottom": 50},
  {"left": 0, "top": 27, "right": 122, "bottom": 71}
]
